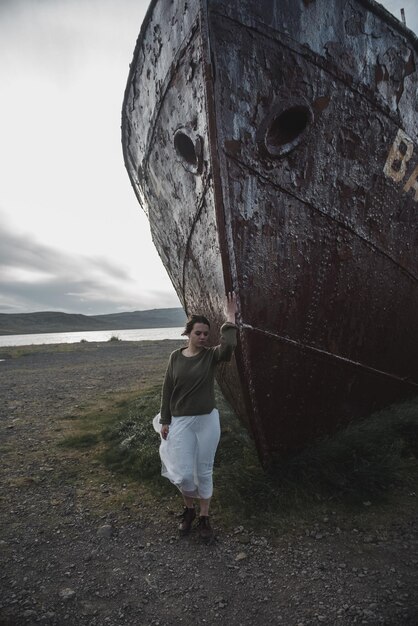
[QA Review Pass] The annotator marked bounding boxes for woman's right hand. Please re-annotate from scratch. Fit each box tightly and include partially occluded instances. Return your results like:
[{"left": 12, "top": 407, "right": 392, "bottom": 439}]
[
  {"left": 161, "top": 424, "right": 169, "bottom": 440},
  {"left": 225, "top": 291, "right": 237, "bottom": 323}
]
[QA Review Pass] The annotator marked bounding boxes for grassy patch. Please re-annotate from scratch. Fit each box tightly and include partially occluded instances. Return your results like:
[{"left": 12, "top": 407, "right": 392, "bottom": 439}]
[
  {"left": 0, "top": 348, "right": 38, "bottom": 359},
  {"left": 58, "top": 390, "right": 142, "bottom": 452},
  {"left": 59, "top": 433, "right": 99, "bottom": 449},
  {"left": 56, "top": 384, "right": 172, "bottom": 514},
  {"left": 100, "top": 385, "right": 166, "bottom": 484},
  {"left": 57, "top": 385, "right": 165, "bottom": 481},
  {"left": 103, "top": 389, "right": 418, "bottom": 525},
  {"left": 58, "top": 381, "right": 418, "bottom": 530},
  {"left": 214, "top": 393, "right": 418, "bottom": 527}
]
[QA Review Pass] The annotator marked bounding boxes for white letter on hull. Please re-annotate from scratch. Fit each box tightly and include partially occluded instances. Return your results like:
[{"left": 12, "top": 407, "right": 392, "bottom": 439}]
[
  {"left": 383, "top": 129, "right": 414, "bottom": 183},
  {"left": 403, "top": 165, "right": 418, "bottom": 201}
]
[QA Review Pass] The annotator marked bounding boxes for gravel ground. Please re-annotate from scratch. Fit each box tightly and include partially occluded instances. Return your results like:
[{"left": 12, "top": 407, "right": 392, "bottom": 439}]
[{"left": 1, "top": 341, "right": 418, "bottom": 626}]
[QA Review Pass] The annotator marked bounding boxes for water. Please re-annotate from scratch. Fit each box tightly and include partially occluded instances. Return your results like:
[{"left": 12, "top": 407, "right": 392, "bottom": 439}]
[{"left": 0, "top": 327, "right": 185, "bottom": 348}]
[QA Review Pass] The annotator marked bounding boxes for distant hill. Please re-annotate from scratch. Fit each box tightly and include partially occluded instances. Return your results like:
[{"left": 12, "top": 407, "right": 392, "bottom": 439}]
[{"left": 0, "top": 308, "right": 187, "bottom": 336}]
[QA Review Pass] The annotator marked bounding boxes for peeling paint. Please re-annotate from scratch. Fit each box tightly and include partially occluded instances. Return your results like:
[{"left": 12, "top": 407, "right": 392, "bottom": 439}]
[{"left": 383, "top": 128, "right": 418, "bottom": 202}]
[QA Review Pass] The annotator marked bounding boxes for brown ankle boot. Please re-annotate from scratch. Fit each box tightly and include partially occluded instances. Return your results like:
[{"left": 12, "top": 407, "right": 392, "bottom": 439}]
[
  {"left": 178, "top": 506, "right": 196, "bottom": 535},
  {"left": 196, "top": 516, "right": 214, "bottom": 543}
]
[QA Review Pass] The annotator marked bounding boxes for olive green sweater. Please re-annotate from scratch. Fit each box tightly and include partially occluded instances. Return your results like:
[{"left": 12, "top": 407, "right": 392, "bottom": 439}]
[{"left": 159, "top": 323, "right": 237, "bottom": 425}]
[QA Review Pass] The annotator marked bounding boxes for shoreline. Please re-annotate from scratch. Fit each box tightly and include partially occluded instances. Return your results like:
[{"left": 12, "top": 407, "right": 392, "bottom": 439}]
[
  {"left": 0, "top": 337, "right": 184, "bottom": 350},
  {"left": 0, "top": 324, "right": 185, "bottom": 347}
]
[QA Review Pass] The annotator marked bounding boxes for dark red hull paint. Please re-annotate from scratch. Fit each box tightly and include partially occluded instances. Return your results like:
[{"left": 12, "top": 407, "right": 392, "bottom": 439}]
[{"left": 122, "top": 0, "right": 418, "bottom": 464}]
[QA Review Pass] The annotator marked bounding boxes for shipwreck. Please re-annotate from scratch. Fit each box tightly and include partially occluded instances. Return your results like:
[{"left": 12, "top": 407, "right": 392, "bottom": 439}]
[{"left": 122, "top": 0, "right": 418, "bottom": 465}]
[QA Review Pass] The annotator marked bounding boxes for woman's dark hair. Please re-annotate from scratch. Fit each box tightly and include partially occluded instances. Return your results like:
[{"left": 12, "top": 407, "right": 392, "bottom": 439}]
[{"left": 182, "top": 314, "right": 211, "bottom": 336}]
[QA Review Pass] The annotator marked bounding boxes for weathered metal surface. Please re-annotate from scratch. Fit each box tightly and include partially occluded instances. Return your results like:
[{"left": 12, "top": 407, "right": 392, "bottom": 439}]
[{"left": 122, "top": 0, "right": 418, "bottom": 464}]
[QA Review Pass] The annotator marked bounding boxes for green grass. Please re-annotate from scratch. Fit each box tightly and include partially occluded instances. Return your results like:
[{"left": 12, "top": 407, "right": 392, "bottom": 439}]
[
  {"left": 58, "top": 383, "right": 418, "bottom": 529},
  {"left": 58, "top": 390, "right": 143, "bottom": 452},
  {"left": 100, "top": 384, "right": 164, "bottom": 481},
  {"left": 214, "top": 398, "right": 418, "bottom": 526},
  {"left": 58, "top": 433, "right": 99, "bottom": 449}
]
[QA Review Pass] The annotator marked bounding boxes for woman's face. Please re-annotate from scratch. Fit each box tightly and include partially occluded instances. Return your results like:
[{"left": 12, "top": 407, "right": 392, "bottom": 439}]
[{"left": 188, "top": 322, "right": 210, "bottom": 350}]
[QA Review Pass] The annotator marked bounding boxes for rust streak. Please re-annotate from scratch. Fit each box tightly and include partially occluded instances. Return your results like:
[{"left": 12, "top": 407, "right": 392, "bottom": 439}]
[{"left": 181, "top": 176, "right": 211, "bottom": 306}]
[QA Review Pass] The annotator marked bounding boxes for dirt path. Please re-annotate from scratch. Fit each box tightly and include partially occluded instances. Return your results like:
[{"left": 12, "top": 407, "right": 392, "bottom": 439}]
[{"left": 1, "top": 341, "right": 417, "bottom": 626}]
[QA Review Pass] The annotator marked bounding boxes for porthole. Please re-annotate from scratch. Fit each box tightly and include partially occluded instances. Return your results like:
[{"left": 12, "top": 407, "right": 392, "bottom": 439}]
[
  {"left": 173, "top": 129, "right": 202, "bottom": 174},
  {"left": 261, "top": 104, "right": 313, "bottom": 157}
]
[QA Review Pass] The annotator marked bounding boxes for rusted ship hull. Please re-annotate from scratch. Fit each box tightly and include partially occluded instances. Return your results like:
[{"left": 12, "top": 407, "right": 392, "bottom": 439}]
[{"left": 122, "top": 0, "right": 418, "bottom": 464}]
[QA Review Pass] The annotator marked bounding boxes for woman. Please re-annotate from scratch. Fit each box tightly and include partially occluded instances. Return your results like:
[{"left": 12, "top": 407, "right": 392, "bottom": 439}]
[{"left": 155, "top": 292, "right": 237, "bottom": 543}]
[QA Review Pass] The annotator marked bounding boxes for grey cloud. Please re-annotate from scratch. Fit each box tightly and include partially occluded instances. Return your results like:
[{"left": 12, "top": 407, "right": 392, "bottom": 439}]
[
  {"left": 87, "top": 257, "right": 131, "bottom": 282},
  {"left": 0, "top": 0, "right": 148, "bottom": 82},
  {"left": 0, "top": 220, "right": 178, "bottom": 314},
  {"left": 0, "top": 223, "right": 131, "bottom": 282}
]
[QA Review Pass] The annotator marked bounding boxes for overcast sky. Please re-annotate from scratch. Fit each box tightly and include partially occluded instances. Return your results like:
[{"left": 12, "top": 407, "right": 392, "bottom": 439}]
[{"left": 0, "top": 0, "right": 417, "bottom": 315}]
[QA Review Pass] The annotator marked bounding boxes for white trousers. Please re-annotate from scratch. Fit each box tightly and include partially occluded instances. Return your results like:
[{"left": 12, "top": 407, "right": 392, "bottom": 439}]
[{"left": 153, "top": 409, "right": 221, "bottom": 499}]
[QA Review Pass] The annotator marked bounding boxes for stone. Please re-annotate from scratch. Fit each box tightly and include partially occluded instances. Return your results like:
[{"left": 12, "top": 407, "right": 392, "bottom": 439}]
[
  {"left": 97, "top": 524, "right": 113, "bottom": 538},
  {"left": 59, "top": 588, "right": 76, "bottom": 601}
]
